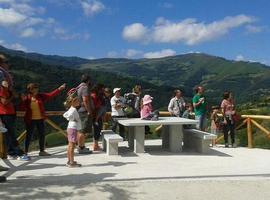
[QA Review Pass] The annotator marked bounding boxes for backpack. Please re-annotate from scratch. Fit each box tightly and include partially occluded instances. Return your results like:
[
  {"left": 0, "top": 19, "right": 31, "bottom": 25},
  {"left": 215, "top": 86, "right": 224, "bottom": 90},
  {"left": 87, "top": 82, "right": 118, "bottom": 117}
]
[{"left": 124, "top": 93, "right": 140, "bottom": 117}]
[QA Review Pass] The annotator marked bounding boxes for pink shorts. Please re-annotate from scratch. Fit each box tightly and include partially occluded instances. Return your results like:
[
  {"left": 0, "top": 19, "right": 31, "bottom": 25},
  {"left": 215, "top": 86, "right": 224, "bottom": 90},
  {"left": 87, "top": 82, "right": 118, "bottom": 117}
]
[{"left": 67, "top": 128, "right": 77, "bottom": 143}]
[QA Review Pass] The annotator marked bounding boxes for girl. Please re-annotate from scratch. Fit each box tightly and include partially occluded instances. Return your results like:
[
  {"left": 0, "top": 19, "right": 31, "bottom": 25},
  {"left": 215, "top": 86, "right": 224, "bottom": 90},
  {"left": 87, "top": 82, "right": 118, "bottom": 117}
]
[
  {"left": 20, "top": 83, "right": 65, "bottom": 160},
  {"left": 63, "top": 96, "right": 82, "bottom": 167},
  {"left": 140, "top": 95, "right": 159, "bottom": 121},
  {"left": 210, "top": 106, "right": 220, "bottom": 146}
]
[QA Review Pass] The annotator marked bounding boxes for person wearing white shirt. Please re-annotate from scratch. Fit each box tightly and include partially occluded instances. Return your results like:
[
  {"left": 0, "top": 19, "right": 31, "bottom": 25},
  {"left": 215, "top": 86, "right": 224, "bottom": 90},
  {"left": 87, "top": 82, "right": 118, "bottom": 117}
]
[{"left": 168, "top": 89, "right": 186, "bottom": 117}]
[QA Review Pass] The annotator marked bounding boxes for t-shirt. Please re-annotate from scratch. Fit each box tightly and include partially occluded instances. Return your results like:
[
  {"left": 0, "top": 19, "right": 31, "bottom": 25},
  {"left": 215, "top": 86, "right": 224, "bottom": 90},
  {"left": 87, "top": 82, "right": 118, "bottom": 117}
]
[
  {"left": 63, "top": 106, "right": 82, "bottom": 130},
  {"left": 77, "top": 83, "right": 90, "bottom": 113},
  {"left": 30, "top": 98, "right": 42, "bottom": 120},
  {"left": 192, "top": 94, "right": 207, "bottom": 116},
  {"left": 221, "top": 99, "right": 235, "bottom": 116},
  {"left": 110, "top": 95, "right": 125, "bottom": 116},
  {"left": 168, "top": 97, "right": 186, "bottom": 117}
]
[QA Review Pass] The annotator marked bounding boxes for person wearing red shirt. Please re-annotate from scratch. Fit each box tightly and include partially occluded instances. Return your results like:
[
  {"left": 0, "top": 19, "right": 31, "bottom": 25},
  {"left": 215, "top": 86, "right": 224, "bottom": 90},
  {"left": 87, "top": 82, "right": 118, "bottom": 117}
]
[{"left": 20, "top": 83, "right": 65, "bottom": 160}]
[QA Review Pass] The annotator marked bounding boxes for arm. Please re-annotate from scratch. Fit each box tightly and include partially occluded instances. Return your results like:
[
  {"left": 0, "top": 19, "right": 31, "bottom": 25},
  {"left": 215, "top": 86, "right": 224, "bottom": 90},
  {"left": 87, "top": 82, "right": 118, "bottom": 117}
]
[
  {"left": 41, "top": 84, "right": 66, "bottom": 102},
  {"left": 168, "top": 98, "right": 174, "bottom": 114},
  {"left": 192, "top": 96, "right": 203, "bottom": 108}
]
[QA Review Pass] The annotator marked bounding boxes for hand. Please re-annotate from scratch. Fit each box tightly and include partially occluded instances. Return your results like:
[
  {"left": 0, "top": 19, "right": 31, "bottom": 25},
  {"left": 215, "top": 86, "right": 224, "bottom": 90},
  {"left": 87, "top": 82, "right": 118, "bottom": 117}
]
[{"left": 58, "top": 83, "right": 66, "bottom": 91}]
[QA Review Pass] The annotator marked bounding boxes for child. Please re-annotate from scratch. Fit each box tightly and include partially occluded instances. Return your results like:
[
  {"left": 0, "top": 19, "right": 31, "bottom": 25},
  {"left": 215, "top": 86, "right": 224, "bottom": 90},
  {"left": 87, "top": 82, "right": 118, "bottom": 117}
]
[
  {"left": 140, "top": 95, "right": 159, "bottom": 120},
  {"left": 210, "top": 106, "right": 220, "bottom": 146},
  {"left": 182, "top": 103, "right": 194, "bottom": 129},
  {"left": 63, "top": 96, "right": 82, "bottom": 167}
]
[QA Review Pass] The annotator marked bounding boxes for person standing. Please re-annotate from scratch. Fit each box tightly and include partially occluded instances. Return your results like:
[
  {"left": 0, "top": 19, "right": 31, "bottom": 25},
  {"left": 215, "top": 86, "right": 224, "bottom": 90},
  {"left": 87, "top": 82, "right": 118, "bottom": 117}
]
[
  {"left": 221, "top": 91, "right": 236, "bottom": 148},
  {"left": 192, "top": 86, "right": 207, "bottom": 131},
  {"left": 168, "top": 89, "right": 186, "bottom": 117},
  {"left": 0, "top": 55, "right": 22, "bottom": 159},
  {"left": 20, "top": 83, "right": 66, "bottom": 160},
  {"left": 111, "top": 88, "right": 126, "bottom": 138},
  {"left": 76, "top": 74, "right": 93, "bottom": 153}
]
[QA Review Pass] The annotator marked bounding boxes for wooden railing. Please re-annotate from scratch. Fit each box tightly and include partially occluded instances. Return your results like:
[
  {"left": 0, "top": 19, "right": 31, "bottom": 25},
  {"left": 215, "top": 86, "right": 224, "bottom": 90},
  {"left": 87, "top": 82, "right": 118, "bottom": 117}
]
[{"left": 1, "top": 111, "right": 270, "bottom": 158}]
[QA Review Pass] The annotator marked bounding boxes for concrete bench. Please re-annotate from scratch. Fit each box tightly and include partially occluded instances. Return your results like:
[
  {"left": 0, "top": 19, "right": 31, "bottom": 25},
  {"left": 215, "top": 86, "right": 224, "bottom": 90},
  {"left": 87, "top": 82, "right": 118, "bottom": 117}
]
[
  {"left": 101, "top": 129, "right": 115, "bottom": 151},
  {"left": 183, "top": 129, "right": 217, "bottom": 153},
  {"left": 103, "top": 132, "right": 123, "bottom": 155}
]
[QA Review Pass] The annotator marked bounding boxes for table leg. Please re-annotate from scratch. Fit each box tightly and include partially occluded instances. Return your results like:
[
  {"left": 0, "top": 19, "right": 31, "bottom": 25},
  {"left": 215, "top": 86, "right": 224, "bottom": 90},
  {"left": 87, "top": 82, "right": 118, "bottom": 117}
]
[
  {"left": 128, "top": 127, "right": 134, "bottom": 150},
  {"left": 169, "top": 125, "right": 183, "bottom": 152},
  {"left": 134, "top": 126, "right": 145, "bottom": 153},
  {"left": 162, "top": 125, "right": 169, "bottom": 149}
]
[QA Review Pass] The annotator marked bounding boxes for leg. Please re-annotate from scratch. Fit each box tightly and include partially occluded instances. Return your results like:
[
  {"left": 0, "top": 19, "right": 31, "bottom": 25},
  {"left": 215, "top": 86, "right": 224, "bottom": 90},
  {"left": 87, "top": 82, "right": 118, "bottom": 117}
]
[
  {"left": 119, "top": 123, "right": 125, "bottom": 139},
  {"left": 169, "top": 125, "right": 183, "bottom": 152},
  {"left": 162, "top": 125, "right": 169, "bottom": 149},
  {"left": 111, "top": 117, "right": 118, "bottom": 132},
  {"left": 223, "top": 123, "right": 229, "bottom": 146},
  {"left": 134, "top": 126, "right": 145, "bottom": 153},
  {"left": 229, "top": 121, "right": 235, "bottom": 145},
  {"left": 25, "top": 121, "right": 35, "bottom": 154},
  {"left": 93, "top": 117, "right": 102, "bottom": 150},
  {"left": 36, "top": 120, "right": 45, "bottom": 152}
]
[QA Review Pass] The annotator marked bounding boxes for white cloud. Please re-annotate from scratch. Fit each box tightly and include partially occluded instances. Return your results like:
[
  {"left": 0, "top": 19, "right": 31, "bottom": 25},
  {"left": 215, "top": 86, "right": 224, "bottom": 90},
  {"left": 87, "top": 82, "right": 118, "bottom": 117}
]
[
  {"left": 144, "top": 49, "right": 176, "bottom": 59},
  {"left": 245, "top": 25, "right": 263, "bottom": 33},
  {"left": 0, "top": 40, "right": 28, "bottom": 51},
  {"left": 122, "top": 23, "right": 149, "bottom": 42},
  {"left": 81, "top": 0, "right": 105, "bottom": 16},
  {"left": 107, "top": 51, "right": 118, "bottom": 58},
  {"left": 20, "top": 27, "right": 35, "bottom": 37},
  {"left": 0, "top": 8, "right": 26, "bottom": 26},
  {"left": 126, "top": 49, "right": 143, "bottom": 58},
  {"left": 123, "top": 15, "right": 255, "bottom": 45},
  {"left": 235, "top": 54, "right": 245, "bottom": 61}
]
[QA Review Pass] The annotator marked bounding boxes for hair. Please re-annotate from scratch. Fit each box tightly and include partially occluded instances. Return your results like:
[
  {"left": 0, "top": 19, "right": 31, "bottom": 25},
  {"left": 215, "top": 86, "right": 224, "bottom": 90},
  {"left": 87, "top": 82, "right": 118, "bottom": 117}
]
[
  {"left": 81, "top": 74, "right": 91, "bottom": 83},
  {"left": 133, "top": 85, "right": 142, "bottom": 94},
  {"left": 194, "top": 86, "right": 202, "bottom": 94},
  {"left": 27, "top": 83, "right": 39, "bottom": 94},
  {"left": 64, "top": 96, "right": 79, "bottom": 109},
  {"left": 185, "top": 103, "right": 193, "bottom": 108},
  {"left": 104, "top": 87, "right": 111, "bottom": 94},
  {"left": 0, "top": 54, "right": 7, "bottom": 64},
  {"left": 173, "top": 89, "right": 182, "bottom": 96},
  {"left": 223, "top": 91, "right": 230, "bottom": 99}
]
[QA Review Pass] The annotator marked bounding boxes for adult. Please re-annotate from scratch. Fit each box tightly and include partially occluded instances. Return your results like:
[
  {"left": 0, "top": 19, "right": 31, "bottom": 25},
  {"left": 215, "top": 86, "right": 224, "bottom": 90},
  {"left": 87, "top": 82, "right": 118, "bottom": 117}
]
[
  {"left": 111, "top": 88, "right": 126, "bottom": 138},
  {"left": 0, "top": 54, "right": 22, "bottom": 159},
  {"left": 168, "top": 89, "right": 186, "bottom": 117},
  {"left": 124, "top": 85, "right": 142, "bottom": 118},
  {"left": 77, "top": 74, "right": 93, "bottom": 154},
  {"left": 90, "top": 84, "right": 105, "bottom": 151},
  {"left": 221, "top": 91, "right": 236, "bottom": 148},
  {"left": 104, "top": 87, "right": 112, "bottom": 112},
  {"left": 20, "top": 83, "right": 66, "bottom": 160},
  {"left": 0, "top": 54, "right": 11, "bottom": 183},
  {"left": 192, "top": 86, "right": 207, "bottom": 131}
]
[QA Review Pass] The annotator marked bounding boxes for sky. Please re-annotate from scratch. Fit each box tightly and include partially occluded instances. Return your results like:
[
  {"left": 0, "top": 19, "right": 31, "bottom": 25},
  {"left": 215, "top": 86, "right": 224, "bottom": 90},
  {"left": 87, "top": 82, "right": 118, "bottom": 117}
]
[{"left": 0, "top": 0, "right": 269, "bottom": 65}]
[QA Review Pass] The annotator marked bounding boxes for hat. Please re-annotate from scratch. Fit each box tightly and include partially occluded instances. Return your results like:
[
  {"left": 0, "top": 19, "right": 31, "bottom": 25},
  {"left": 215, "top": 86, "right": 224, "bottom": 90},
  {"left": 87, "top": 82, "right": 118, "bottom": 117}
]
[
  {"left": 211, "top": 105, "right": 219, "bottom": 110},
  {"left": 142, "top": 94, "right": 153, "bottom": 105},
  {"left": 113, "top": 88, "right": 121, "bottom": 93}
]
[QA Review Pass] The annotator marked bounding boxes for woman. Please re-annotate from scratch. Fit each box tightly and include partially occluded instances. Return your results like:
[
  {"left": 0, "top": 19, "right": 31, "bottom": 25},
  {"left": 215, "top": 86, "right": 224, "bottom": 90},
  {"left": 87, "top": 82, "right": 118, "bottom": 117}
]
[
  {"left": 221, "top": 91, "right": 236, "bottom": 148},
  {"left": 20, "top": 83, "right": 65, "bottom": 160}
]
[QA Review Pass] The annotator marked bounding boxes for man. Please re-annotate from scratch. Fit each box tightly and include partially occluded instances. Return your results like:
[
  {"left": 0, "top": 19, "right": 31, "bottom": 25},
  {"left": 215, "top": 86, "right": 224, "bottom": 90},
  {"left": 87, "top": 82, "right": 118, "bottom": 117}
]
[
  {"left": 77, "top": 74, "right": 93, "bottom": 154},
  {"left": 192, "top": 86, "right": 207, "bottom": 131},
  {"left": 111, "top": 88, "right": 126, "bottom": 138},
  {"left": 168, "top": 89, "right": 186, "bottom": 117}
]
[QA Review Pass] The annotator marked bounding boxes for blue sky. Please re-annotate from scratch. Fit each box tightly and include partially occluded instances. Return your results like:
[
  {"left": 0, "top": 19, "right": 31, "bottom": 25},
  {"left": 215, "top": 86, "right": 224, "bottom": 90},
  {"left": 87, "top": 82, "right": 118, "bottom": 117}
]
[{"left": 0, "top": 0, "right": 269, "bottom": 65}]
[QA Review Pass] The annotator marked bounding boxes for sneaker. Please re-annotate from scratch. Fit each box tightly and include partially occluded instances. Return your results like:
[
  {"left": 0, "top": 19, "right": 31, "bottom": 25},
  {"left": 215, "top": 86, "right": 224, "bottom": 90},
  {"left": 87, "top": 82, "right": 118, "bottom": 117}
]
[
  {"left": 225, "top": 143, "right": 229, "bottom": 148},
  {"left": 18, "top": 155, "right": 30, "bottom": 161},
  {"left": 7, "top": 155, "right": 18, "bottom": 160},
  {"left": 78, "top": 147, "right": 92, "bottom": 154},
  {"left": 0, "top": 165, "right": 9, "bottom": 171},
  {"left": 67, "top": 162, "right": 82, "bottom": 168},
  {"left": 232, "top": 143, "right": 237, "bottom": 148},
  {"left": 39, "top": 151, "right": 51, "bottom": 156},
  {"left": 0, "top": 126, "right": 7, "bottom": 133}
]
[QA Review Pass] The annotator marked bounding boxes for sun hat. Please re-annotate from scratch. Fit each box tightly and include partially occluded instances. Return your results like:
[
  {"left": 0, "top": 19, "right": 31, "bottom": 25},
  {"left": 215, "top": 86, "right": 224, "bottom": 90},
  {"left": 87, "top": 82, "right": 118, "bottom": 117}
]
[
  {"left": 113, "top": 88, "right": 121, "bottom": 94},
  {"left": 142, "top": 94, "right": 153, "bottom": 105}
]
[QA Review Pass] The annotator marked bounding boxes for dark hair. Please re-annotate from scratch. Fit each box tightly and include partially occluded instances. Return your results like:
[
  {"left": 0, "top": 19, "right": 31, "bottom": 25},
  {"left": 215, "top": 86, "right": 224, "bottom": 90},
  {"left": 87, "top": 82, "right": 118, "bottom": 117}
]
[
  {"left": 174, "top": 89, "right": 182, "bottom": 96},
  {"left": 27, "top": 83, "right": 39, "bottom": 94},
  {"left": 194, "top": 86, "right": 203, "bottom": 94},
  {"left": 223, "top": 91, "right": 230, "bottom": 99},
  {"left": 81, "top": 74, "right": 91, "bottom": 83},
  {"left": 133, "top": 85, "right": 142, "bottom": 94}
]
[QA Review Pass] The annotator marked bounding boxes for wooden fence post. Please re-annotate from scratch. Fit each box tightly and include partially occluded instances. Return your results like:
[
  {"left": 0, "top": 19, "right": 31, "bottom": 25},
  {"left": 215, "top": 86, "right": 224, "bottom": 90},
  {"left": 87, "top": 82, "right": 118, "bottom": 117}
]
[{"left": 247, "top": 118, "right": 253, "bottom": 148}]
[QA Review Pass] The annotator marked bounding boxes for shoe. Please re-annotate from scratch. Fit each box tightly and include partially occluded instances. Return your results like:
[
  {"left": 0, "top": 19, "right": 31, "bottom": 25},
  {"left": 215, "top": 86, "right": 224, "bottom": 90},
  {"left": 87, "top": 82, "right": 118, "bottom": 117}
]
[
  {"left": 7, "top": 155, "right": 18, "bottom": 160},
  {"left": 0, "top": 176, "right": 6, "bottom": 183},
  {"left": 0, "top": 126, "right": 7, "bottom": 133},
  {"left": 0, "top": 166, "right": 9, "bottom": 171},
  {"left": 18, "top": 155, "right": 30, "bottom": 161},
  {"left": 78, "top": 147, "right": 92, "bottom": 154},
  {"left": 67, "top": 162, "right": 82, "bottom": 168},
  {"left": 39, "top": 151, "right": 51, "bottom": 156},
  {"left": 232, "top": 143, "right": 237, "bottom": 148},
  {"left": 93, "top": 144, "right": 102, "bottom": 151},
  {"left": 225, "top": 143, "right": 229, "bottom": 148}
]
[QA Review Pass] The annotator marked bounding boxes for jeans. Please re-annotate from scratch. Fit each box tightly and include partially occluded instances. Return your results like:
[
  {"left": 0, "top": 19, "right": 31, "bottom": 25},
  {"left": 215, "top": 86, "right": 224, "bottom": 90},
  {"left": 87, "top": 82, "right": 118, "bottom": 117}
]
[
  {"left": 195, "top": 113, "right": 207, "bottom": 131},
  {"left": 25, "top": 119, "right": 45, "bottom": 153},
  {"left": 223, "top": 117, "right": 235, "bottom": 144},
  {"left": 93, "top": 117, "right": 102, "bottom": 141},
  {"left": 0, "top": 115, "right": 20, "bottom": 156},
  {"left": 111, "top": 116, "right": 125, "bottom": 138}
]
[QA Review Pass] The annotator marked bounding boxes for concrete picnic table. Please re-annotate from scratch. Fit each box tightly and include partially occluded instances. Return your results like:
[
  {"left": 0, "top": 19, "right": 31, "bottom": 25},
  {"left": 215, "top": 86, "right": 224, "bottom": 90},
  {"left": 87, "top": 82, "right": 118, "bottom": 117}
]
[{"left": 117, "top": 117, "right": 199, "bottom": 153}]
